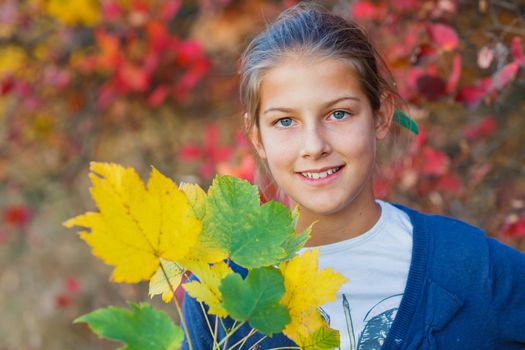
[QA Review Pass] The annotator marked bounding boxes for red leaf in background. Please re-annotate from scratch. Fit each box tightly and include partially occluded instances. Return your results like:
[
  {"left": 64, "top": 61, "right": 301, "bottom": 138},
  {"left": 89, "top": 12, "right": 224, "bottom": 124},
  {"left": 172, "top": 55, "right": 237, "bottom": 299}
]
[
  {"left": 470, "top": 163, "right": 492, "bottom": 187},
  {"left": 235, "top": 130, "right": 249, "bottom": 149},
  {"left": 55, "top": 293, "right": 72, "bottom": 308},
  {"left": 463, "top": 116, "right": 496, "bottom": 140},
  {"left": 455, "top": 76, "right": 492, "bottom": 108},
  {"left": 511, "top": 36, "right": 524, "bottom": 66},
  {"left": 426, "top": 23, "right": 459, "bottom": 51},
  {"left": 411, "top": 43, "right": 437, "bottom": 65},
  {"left": 477, "top": 46, "right": 494, "bottom": 69},
  {"left": 161, "top": 0, "right": 181, "bottom": 20},
  {"left": 435, "top": 173, "right": 462, "bottom": 194},
  {"left": 146, "top": 21, "right": 171, "bottom": 51},
  {"left": 178, "top": 144, "right": 201, "bottom": 161},
  {"left": 96, "top": 82, "right": 117, "bottom": 110},
  {"left": 446, "top": 54, "right": 462, "bottom": 93},
  {"left": 116, "top": 63, "right": 150, "bottom": 92},
  {"left": 101, "top": 0, "right": 121, "bottom": 21},
  {"left": 3, "top": 205, "right": 30, "bottom": 227},
  {"left": 173, "top": 60, "right": 209, "bottom": 99},
  {"left": 1, "top": 77, "right": 14, "bottom": 95},
  {"left": 499, "top": 213, "right": 525, "bottom": 238},
  {"left": 148, "top": 85, "right": 170, "bottom": 107},
  {"left": 420, "top": 146, "right": 449, "bottom": 175},
  {"left": 373, "top": 177, "right": 392, "bottom": 199},
  {"left": 351, "top": 1, "right": 385, "bottom": 21},
  {"left": 391, "top": 0, "right": 421, "bottom": 11},
  {"left": 203, "top": 123, "right": 231, "bottom": 162},
  {"left": 65, "top": 277, "right": 80, "bottom": 293},
  {"left": 416, "top": 75, "right": 447, "bottom": 101},
  {"left": 492, "top": 62, "right": 519, "bottom": 90},
  {"left": 178, "top": 123, "right": 233, "bottom": 179},
  {"left": 94, "top": 30, "right": 121, "bottom": 70},
  {"left": 176, "top": 40, "right": 205, "bottom": 67},
  {"left": 217, "top": 154, "right": 255, "bottom": 183}
]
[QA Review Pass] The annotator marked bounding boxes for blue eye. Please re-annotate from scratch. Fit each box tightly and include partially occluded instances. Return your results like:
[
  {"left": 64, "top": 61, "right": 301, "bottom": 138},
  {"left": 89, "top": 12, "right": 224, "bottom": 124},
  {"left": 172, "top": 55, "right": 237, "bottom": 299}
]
[
  {"left": 331, "top": 110, "right": 349, "bottom": 120},
  {"left": 277, "top": 118, "right": 293, "bottom": 127}
]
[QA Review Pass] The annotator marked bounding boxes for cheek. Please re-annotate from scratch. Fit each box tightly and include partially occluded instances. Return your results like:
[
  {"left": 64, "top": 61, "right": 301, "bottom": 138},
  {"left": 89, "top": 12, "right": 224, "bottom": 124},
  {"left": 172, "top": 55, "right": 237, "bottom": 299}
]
[
  {"left": 260, "top": 132, "right": 298, "bottom": 173},
  {"left": 332, "top": 126, "right": 376, "bottom": 157}
]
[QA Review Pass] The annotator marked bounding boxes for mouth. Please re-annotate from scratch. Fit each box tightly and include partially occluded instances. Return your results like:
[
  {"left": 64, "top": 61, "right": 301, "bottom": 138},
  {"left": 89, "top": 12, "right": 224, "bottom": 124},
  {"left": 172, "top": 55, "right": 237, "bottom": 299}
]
[{"left": 297, "top": 165, "right": 344, "bottom": 179}]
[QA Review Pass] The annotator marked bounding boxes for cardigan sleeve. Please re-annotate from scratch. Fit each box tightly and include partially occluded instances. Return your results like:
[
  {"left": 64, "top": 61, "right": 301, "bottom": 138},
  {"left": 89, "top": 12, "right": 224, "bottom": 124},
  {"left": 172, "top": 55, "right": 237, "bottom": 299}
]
[
  {"left": 180, "top": 290, "right": 214, "bottom": 350},
  {"left": 488, "top": 237, "right": 525, "bottom": 346}
]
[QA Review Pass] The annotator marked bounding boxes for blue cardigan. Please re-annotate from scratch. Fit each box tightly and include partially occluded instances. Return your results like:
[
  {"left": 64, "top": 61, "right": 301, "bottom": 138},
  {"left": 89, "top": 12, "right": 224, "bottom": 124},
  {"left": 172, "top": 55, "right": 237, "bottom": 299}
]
[{"left": 181, "top": 204, "right": 525, "bottom": 349}]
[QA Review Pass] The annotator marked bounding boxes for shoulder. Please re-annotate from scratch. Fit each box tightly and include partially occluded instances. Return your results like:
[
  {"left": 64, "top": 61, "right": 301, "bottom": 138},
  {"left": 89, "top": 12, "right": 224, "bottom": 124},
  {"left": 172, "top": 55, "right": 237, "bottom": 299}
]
[
  {"left": 391, "top": 203, "right": 491, "bottom": 278},
  {"left": 391, "top": 202, "right": 525, "bottom": 282},
  {"left": 391, "top": 202, "right": 486, "bottom": 247}
]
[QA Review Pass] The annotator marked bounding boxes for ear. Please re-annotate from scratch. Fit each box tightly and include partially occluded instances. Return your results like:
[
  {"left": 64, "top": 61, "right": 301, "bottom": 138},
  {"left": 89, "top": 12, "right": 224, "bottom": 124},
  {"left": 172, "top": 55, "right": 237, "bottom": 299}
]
[
  {"left": 375, "top": 95, "right": 395, "bottom": 140},
  {"left": 246, "top": 113, "right": 267, "bottom": 159}
]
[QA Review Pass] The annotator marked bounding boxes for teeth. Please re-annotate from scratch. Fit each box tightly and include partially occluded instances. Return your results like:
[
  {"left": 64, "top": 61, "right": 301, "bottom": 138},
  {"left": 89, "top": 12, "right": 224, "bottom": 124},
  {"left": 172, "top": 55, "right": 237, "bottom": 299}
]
[{"left": 301, "top": 167, "right": 340, "bottom": 179}]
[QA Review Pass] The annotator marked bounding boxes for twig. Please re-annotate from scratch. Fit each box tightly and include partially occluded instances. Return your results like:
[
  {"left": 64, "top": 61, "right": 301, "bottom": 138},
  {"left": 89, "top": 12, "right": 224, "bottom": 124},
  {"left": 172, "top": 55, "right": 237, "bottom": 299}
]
[
  {"left": 246, "top": 335, "right": 267, "bottom": 350},
  {"left": 160, "top": 261, "right": 193, "bottom": 350},
  {"left": 215, "top": 321, "right": 247, "bottom": 349},
  {"left": 229, "top": 328, "right": 256, "bottom": 350},
  {"left": 198, "top": 301, "right": 215, "bottom": 341}
]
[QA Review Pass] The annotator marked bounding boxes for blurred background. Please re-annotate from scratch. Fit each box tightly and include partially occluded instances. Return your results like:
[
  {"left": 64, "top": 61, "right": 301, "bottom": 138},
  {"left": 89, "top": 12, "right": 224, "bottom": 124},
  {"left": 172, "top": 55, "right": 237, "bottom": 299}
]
[{"left": 0, "top": 0, "right": 524, "bottom": 348}]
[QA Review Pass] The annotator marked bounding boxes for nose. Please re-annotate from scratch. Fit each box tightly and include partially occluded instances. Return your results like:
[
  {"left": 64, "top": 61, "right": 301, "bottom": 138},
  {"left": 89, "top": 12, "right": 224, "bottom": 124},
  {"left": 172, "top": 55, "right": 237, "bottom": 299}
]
[{"left": 300, "top": 124, "right": 331, "bottom": 160}]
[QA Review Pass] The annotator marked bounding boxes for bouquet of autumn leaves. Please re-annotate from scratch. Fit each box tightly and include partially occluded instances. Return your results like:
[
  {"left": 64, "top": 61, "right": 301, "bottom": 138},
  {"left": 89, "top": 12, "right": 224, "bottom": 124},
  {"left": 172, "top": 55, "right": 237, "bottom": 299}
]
[{"left": 64, "top": 162, "right": 347, "bottom": 350}]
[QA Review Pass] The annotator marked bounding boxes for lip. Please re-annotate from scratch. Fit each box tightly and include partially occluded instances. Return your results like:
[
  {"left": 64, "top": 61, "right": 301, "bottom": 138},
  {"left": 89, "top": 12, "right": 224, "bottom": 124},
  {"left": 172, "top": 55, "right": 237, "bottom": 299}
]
[{"left": 295, "top": 165, "right": 345, "bottom": 186}]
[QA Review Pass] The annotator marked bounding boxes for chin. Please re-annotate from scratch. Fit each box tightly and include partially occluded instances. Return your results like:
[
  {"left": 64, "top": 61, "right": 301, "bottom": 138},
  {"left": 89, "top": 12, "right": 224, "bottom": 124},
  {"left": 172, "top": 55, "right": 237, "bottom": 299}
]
[{"left": 300, "top": 199, "right": 346, "bottom": 216}]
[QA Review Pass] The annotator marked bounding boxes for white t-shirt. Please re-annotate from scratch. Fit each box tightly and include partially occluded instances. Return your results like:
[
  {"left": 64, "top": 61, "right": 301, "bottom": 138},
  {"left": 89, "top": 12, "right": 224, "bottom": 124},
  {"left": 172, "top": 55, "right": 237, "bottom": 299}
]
[{"left": 301, "top": 200, "right": 413, "bottom": 350}]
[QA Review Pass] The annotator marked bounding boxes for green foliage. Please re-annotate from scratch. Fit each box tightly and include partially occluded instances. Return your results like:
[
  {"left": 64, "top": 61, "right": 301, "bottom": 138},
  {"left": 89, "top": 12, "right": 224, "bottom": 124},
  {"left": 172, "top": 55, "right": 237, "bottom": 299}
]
[
  {"left": 220, "top": 267, "right": 290, "bottom": 336},
  {"left": 204, "top": 176, "right": 298, "bottom": 268},
  {"left": 393, "top": 109, "right": 419, "bottom": 135},
  {"left": 74, "top": 302, "right": 183, "bottom": 350},
  {"left": 302, "top": 325, "right": 340, "bottom": 349}
]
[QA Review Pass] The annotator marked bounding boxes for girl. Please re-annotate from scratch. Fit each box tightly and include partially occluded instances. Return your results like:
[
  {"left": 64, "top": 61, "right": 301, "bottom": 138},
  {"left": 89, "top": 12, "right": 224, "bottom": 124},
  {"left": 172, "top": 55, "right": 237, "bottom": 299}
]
[{"left": 182, "top": 3, "right": 525, "bottom": 349}]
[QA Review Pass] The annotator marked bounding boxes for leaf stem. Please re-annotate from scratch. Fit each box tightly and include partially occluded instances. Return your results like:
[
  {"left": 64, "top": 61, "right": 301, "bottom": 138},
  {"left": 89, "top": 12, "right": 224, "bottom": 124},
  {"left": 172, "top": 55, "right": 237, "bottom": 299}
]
[
  {"left": 212, "top": 314, "right": 220, "bottom": 350},
  {"left": 159, "top": 261, "right": 193, "bottom": 350},
  {"left": 198, "top": 301, "right": 215, "bottom": 341},
  {"left": 228, "top": 328, "right": 256, "bottom": 350},
  {"left": 246, "top": 335, "right": 267, "bottom": 350},
  {"left": 215, "top": 321, "right": 247, "bottom": 349}
]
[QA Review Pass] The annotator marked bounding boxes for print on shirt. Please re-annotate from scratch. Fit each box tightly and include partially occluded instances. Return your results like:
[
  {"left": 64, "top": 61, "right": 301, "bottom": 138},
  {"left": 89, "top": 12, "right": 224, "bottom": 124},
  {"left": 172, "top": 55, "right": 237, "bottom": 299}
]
[{"left": 320, "top": 294, "right": 403, "bottom": 350}]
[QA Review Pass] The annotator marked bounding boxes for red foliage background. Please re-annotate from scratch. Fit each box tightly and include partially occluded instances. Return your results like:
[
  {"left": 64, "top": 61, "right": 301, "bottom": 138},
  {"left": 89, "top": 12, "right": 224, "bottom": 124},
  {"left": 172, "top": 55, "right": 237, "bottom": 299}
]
[{"left": 0, "top": 0, "right": 523, "bottom": 348}]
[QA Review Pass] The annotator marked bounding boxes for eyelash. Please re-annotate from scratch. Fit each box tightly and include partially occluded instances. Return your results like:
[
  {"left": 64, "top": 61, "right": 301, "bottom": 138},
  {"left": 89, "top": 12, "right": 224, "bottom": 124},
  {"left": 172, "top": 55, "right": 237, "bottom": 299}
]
[
  {"left": 273, "top": 110, "right": 352, "bottom": 128},
  {"left": 329, "top": 110, "right": 351, "bottom": 120}
]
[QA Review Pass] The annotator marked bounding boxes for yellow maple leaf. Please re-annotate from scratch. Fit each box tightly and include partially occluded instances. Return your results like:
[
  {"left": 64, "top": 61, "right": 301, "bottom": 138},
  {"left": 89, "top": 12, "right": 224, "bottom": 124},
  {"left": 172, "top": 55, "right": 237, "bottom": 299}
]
[
  {"left": 64, "top": 162, "right": 202, "bottom": 283},
  {"left": 182, "top": 260, "right": 233, "bottom": 318},
  {"left": 47, "top": 0, "right": 100, "bottom": 26},
  {"left": 180, "top": 182, "right": 228, "bottom": 263},
  {"left": 179, "top": 183, "right": 207, "bottom": 220},
  {"left": 149, "top": 258, "right": 186, "bottom": 303},
  {"left": 279, "top": 249, "right": 347, "bottom": 346}
]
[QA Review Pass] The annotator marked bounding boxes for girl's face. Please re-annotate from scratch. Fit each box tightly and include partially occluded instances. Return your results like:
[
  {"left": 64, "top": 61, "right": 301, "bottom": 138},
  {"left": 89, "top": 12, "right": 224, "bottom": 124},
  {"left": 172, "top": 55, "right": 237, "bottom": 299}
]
[{"left": 252, "top": 56, "right": 392, "bottom": 217}]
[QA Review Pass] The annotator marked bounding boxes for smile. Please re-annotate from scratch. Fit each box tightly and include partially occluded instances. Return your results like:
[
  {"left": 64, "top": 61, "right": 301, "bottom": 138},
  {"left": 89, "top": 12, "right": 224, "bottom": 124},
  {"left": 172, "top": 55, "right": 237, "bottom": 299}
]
[{"left": 299, "top": 166, "right": 343, "bottom": 179}]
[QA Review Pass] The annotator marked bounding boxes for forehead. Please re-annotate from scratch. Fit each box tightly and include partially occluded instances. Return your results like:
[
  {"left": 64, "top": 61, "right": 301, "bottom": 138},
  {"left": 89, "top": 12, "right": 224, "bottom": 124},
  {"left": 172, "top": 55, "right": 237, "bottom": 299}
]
[{"left": 259, "top": 56, "right": 366, "bottom": 108}]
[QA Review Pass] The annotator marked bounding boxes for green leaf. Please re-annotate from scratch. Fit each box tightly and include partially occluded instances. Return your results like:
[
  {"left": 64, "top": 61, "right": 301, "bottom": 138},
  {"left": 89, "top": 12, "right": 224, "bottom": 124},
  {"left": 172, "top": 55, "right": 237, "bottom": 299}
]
[
  {"left": 220, "top": 267, "right": 290, "bottom": 335},
  {"left": 281, "top": 225, "right": 312, "bottom": 261},
  {"left": 393, "top": 109, "right": 419, "bottom": 135},
  {"left": 75, "top": 302, "right": 183, "bottom": 350},
  {"left": 302, "top": 325, "right": 340, "bottom": 349},
  {"left": 205, "top": 176, "right": 294, "bottom": 268}
]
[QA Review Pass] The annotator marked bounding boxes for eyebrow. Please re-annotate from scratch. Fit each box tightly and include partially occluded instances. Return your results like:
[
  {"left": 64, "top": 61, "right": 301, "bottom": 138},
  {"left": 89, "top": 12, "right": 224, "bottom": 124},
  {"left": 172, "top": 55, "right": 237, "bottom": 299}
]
[{"left": 262, "top": 96, "right": 361, "bottom": 115}]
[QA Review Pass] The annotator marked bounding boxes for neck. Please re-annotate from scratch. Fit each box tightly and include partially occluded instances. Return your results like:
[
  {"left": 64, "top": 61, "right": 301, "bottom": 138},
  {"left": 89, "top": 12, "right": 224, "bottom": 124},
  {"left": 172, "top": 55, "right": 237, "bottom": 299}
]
[{"left": 297, "top": 190, "right": 381, "bottom": 247}]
